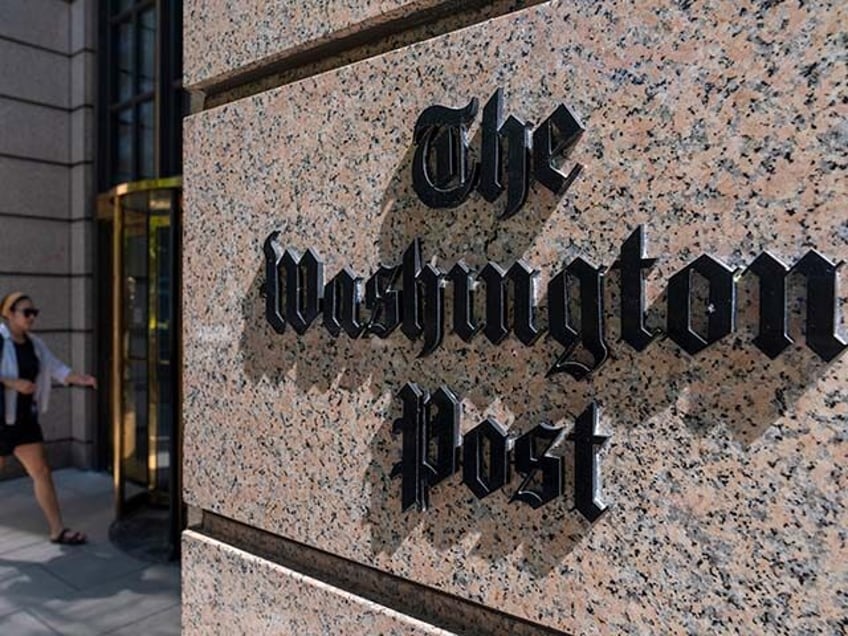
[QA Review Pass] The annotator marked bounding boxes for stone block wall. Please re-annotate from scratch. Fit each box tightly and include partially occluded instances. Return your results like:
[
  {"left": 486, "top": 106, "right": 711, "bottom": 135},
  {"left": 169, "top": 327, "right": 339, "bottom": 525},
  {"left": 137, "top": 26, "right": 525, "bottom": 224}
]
[
  {"left": 182, "top": 2, "right": 847, "bottom": 633},
  {"left": 0, "top": 0, "right": 98, "bottom": 473}
]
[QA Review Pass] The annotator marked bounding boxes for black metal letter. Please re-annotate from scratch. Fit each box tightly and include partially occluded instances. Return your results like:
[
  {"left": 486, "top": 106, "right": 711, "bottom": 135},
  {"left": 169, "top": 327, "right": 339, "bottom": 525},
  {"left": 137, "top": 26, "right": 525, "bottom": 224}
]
[
  {"left": 478, "top": 89, "right": 505, "bottom": 204},
  {"left": 478, "top": 260, "right": 542, "bottom": 346},
  {"left": 614, "top": 226, "right": 658, "bottom": 351},
  {"left": 747, "top": 252, "right": 793, "bottom": 359},
  {"left": 392, "top": 383, "right": 461, "bottom": 512},
  {"left": 323, "top": 267, "right": 365, "bottom": 338},
  {"left": 412, "top": 99, "right": 480, "bottom": 208},
  {"left": 263, "top": 231, "right": 286, "bottom": 334},
  {"left": 793, "top": 251, "right": 847, "bottom": 361},
  {"left": 533, "top": 103, "right": 584, "bottom": 195},
  {"left": 479, "top": 262, "right": 510, "bottom": 345},
  {"left": 280, "top": 247, "right": 324, "bottom": 335},
  {"left": 418, "top": 264, "right": 445, "bottom": 357},
  {"left": 446, "top": 261, "right": 480, "bottom": 342},
  {"left": 392, "top": 383, "right": 429, "bottom": 512},
  {"left": 509, "top": 261, "right": 543, "bottom": 345},
  {"left": 425, "top": 387, "right": 461, "bottom": 488},
  {"left": 401, "top": 239, "right": 424, "bottom": 341},
  {"left": 478, "top": 88, "right": 532, "bottom": 219},
  {"left": 666, "top": 255, "right": 737, "bottom": 355},
  {"left": 462, "top": 417, "right": 510, "bottom": 500},
  {"left": 568, "top": 402, "right": 608, "bottom": 523},
  {"left": 511, "top": 423, "right": 565, "bottom": 509},
  {"left": 547, "top": 258, "right": 609, "bottom": 379},
  {"left": 365, "top": 265, "right": 402, "bottom": 338}
]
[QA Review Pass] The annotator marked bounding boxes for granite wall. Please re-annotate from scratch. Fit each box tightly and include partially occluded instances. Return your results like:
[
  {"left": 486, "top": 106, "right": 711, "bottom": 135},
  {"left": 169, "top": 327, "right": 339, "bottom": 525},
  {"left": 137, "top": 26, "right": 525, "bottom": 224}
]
[{"left": 182, "top": 1, "right": 847, "bottom": 633}]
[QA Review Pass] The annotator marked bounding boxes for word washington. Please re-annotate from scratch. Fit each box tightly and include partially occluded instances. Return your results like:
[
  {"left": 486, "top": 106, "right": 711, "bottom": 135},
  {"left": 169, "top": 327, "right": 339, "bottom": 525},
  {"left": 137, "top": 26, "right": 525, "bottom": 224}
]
[{"left": 262, "top": 226, "right": 846, "bottom": 379}]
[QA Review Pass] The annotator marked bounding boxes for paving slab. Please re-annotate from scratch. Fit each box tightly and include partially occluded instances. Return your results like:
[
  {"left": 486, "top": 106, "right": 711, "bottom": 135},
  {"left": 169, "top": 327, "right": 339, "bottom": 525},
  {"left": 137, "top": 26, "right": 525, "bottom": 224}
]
[
  {"left": 29, "top": 564, "right": 180, "bottom": 636},
  {"left": 106, "top": 604, "right": 182, "bottom": 636},
  {"left": 0, "top": 563, "right": 77, "bottom": 617},
  {"left": 0, "top": 469, "right": 180, "bottom": 635},
  {"left": 0, "top": 609, "right": 60, "bottom": 635},
  {"left": 0, "top": 527, "right": 46, "bottom": 557},
  {"left": 4, "top": 540, "right": 150, "bottom": 591}
]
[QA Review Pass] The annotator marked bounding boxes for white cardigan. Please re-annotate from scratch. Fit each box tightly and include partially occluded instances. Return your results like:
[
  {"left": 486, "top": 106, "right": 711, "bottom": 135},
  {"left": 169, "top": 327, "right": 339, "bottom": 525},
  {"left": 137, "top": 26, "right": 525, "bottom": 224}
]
[{"left": 0, "top": 323, "right": 71, "bottom": 425}]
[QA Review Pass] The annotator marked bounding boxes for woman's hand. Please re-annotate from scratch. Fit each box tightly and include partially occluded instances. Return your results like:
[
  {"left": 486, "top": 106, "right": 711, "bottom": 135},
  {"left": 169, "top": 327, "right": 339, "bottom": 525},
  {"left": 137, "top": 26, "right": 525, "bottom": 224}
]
[
  {"left": 9, "top": 379, "right": 36, "bottom": 394},
  {"left": 67, "top": 373, "right": 97, "bottom": 389}
]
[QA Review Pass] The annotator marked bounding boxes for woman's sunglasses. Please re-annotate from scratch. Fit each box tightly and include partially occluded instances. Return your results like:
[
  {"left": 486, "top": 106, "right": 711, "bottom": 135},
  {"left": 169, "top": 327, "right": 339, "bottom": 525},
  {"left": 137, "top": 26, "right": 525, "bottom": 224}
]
[{"left": 17, "top": 308, "right": 39, "bottom": 318}]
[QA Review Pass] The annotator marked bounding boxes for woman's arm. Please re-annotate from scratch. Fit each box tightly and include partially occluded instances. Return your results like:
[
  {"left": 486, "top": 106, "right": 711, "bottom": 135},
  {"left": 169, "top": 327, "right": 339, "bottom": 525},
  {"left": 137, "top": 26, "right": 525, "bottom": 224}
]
[
  {"left": 0, "top": 377, "right": 36, "bottom": 393},
  {"left": 65, "top": 372, "right": 97, "bottom": 389},
  {"left": 31, "top": 335, "right": 97, "bottom": 389}
]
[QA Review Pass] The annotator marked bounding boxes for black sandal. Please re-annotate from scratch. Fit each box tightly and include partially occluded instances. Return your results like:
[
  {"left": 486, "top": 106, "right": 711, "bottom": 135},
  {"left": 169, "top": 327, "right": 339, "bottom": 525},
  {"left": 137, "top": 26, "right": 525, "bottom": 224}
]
[{"left": 50, "top": 528, "right": 87, "bottom": 545}]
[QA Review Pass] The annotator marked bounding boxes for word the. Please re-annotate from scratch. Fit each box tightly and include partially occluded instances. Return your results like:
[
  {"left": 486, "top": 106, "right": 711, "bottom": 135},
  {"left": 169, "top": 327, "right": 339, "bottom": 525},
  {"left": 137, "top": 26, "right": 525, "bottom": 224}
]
[{"left": 412, "top": 88, "right": 585, "bottom": 218}]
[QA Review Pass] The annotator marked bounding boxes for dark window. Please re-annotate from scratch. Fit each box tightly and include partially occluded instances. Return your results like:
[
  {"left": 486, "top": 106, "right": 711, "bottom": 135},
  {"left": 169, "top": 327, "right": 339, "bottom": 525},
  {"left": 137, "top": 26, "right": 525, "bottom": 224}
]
[
  {"left": 99, "top": 0, "right": 184, "bottom": 189},
  {"left": 139, "top": 100, "right": 155, "bottom": 178},
  {"left": 115, "top": 106, "right": 135, "bottom": 183}
]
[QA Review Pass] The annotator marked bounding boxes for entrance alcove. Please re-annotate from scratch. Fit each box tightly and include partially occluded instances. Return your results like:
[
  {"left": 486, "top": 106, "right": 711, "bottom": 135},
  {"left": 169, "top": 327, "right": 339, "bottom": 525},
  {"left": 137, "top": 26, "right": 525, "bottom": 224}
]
[{"left": 96, "top": 178, "right": 184, "bottom": 562}]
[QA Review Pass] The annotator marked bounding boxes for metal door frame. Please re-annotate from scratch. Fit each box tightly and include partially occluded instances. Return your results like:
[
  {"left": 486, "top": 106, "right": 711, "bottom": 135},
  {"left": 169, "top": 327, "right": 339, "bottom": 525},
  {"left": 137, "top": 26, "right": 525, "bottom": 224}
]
[{"left": 96, "top": 177, "right": 182, "bottom": 533}]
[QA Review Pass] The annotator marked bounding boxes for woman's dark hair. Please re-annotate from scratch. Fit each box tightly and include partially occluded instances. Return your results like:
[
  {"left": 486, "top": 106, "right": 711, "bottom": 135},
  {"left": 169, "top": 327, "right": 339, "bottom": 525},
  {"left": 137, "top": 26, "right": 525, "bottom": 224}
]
[
  {"left": 1, "top": 292, "right": 32, "bottom": 319},
  {"left": 9, "top": 295, "right": 31, "bottom": 312}
]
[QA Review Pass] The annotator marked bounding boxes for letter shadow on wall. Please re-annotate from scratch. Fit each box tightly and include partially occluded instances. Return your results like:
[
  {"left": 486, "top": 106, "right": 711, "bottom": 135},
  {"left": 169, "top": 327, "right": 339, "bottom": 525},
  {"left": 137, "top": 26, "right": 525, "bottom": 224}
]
[{"left": 240, "top": 146, "right": 842, "bottom": 580}]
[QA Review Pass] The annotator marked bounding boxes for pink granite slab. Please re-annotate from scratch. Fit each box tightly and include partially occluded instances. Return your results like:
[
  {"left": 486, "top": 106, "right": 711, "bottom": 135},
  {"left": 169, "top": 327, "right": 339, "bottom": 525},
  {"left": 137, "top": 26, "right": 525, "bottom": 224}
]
[
  {"left": 185, "top": 0, "right": 466, "bottom": 88},
  {"left": 182, "top": 1, "right": 847, "bottom": 632},
  {"left": 182, "top": 531, "right": 454, "bottom": 634}
]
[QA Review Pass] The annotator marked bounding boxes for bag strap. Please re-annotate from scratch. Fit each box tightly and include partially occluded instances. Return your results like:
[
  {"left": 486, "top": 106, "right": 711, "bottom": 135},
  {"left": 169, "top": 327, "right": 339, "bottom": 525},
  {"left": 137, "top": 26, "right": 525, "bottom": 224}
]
[{"left": 0, "top": 337, "right": 4, "bottom": 417}]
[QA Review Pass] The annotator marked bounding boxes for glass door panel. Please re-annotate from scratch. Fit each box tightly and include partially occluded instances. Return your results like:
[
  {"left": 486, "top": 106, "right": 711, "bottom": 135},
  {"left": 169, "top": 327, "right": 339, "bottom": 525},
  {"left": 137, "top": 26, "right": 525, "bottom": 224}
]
[
  {"left": 121, "top": 196, "right": 149, "bottom": 489},
  {"left": 98, "top": 178, "right": 182, "bottom": 560},
  {"left": 149, "top": 204, "right": 174, "bottom": 498}
]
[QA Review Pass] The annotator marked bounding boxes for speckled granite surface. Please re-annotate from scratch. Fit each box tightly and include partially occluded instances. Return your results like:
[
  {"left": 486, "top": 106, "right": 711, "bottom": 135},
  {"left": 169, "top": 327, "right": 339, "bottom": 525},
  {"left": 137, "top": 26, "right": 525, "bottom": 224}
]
[
  {"left": 182, "top": 531, "right": 454, "bottom": 634},
  {"left": 182, "top": 1, "right": 847, "bottom": 633},
  {"left": 185, "top": 0, "right": 464, "bottom": 88}
]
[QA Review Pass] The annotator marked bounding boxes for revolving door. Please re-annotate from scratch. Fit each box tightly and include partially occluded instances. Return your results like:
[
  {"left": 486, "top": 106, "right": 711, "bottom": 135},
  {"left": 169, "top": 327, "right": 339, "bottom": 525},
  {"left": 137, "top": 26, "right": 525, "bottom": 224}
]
[{"left": 97, "top": 178, "right": 183, "bottom": 559}]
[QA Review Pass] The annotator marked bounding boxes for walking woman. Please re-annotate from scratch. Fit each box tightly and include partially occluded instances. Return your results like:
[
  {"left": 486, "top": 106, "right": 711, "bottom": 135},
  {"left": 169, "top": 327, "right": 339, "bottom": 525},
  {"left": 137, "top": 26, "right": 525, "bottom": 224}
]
[{"left": 0, "top": 292, "right": 96, "bottom": 545}]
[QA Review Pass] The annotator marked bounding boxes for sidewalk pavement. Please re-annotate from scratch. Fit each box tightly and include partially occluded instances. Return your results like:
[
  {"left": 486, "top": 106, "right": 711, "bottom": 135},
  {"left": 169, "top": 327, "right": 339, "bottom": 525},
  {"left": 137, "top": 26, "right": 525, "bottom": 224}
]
[{"left": 0, "top": 468, "right": 181, "bottom": 635}]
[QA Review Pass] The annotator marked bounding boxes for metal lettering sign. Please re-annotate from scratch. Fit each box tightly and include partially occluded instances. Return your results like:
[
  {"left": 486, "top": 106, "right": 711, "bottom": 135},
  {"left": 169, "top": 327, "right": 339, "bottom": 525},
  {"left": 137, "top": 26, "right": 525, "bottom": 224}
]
[
  {"left": 411, "top": 88, "right": 584, "bottom": 218},
  {"left": 391, "top": 383, "right": 608, "bottom": 522},
  {"left": 262, "top": 228, "right": 847, "bottom": 367},
  {"left": 261, "top": 89, "right": 847, "bottom": 520}
]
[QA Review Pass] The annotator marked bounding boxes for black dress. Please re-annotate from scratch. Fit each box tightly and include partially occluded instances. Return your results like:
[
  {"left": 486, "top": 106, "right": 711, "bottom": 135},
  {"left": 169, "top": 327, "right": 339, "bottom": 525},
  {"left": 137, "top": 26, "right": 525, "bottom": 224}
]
[{"left": 0, "top": 337, "right": 44, "bottom": 456}]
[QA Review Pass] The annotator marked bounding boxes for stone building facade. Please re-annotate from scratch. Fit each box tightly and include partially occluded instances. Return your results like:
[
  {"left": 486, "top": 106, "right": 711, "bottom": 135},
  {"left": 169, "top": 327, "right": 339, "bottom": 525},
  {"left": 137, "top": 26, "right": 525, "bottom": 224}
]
[
  {"left": 181, "top": 2, "right": 846, "bottom": 633},
  {"left": 0, "top": 0, "right": 98, "bottom": 473}
]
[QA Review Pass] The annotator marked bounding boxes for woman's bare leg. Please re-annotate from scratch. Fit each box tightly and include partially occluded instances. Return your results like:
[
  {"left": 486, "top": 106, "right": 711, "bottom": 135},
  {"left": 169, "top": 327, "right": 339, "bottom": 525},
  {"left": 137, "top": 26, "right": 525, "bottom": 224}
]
[{"left": 14, "top": 442, "right": 65, "bottom": 539}]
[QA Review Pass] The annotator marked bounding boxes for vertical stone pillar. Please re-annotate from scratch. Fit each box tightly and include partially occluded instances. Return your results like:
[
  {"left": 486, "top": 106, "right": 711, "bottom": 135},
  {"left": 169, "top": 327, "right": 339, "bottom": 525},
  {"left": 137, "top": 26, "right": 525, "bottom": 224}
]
[
  {"left": 0, "top": 0, "right": 73, "bottom": 471},
  {"left": 68, "top": 0, "right": 97, "bottom": 468},
  {"left": 0, "top": 0, "right": 97, "bottom": 472}
]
